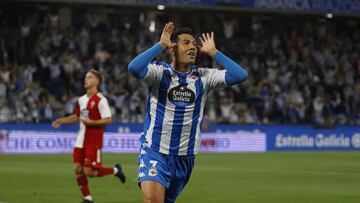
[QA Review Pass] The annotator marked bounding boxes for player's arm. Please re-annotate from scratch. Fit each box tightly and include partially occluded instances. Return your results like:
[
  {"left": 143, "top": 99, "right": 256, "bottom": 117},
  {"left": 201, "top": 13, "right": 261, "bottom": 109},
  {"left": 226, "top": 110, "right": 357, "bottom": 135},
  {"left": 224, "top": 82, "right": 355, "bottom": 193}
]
[
  {"left": 51, "top": 114, "right": 79, "bottom": 128},
  {"left": 80, "top": 117, "right": 112, "bottom": 127},
  {"left": 199, "top": 32, "right": 248, "bottom": 85},
  {"left": 128, "top": 22, "right": 174, "bottom": 79}
]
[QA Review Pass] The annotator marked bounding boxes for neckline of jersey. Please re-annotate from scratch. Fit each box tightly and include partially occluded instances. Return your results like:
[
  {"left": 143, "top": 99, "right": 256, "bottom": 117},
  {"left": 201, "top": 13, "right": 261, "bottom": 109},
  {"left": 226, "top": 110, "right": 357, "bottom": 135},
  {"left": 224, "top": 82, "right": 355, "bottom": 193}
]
[{"left": 169, "top": 64, "right": 198, "bottom": 77}]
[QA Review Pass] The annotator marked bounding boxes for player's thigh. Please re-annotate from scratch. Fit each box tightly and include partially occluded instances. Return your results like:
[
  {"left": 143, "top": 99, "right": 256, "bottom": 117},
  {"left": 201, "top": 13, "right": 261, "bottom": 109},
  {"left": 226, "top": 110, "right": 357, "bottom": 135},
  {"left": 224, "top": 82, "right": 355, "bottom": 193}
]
[
  {"left": 141, "top": 180, "right": 165, "bottom": 203},
  {"left": 137, "top": 149, "right": 171, "bottom": 187},
  {"left": 165, "top": 155, "right": 195, "bottom": 202},
  {"left": 73, "top": 148, "right": 85, "bottom": 174},
  {"left": 73, "top": 147, "right": 85, "bottom": 165},
  {"left": 137, "top": 146, "right": 171, "bottom": 203},
  {"left": 165, "top": 177, "right": 188, "bottom": 203},
  {"left": 84, "top": 147, "right": 102, "bottom": 169}
]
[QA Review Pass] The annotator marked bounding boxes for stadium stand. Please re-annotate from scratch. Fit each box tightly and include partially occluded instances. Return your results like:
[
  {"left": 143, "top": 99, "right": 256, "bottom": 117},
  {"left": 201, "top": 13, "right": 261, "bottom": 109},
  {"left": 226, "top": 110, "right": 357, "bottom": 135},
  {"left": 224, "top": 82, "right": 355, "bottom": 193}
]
[{"left": 0, "top": 3, "right": 359, "bottom": 126}]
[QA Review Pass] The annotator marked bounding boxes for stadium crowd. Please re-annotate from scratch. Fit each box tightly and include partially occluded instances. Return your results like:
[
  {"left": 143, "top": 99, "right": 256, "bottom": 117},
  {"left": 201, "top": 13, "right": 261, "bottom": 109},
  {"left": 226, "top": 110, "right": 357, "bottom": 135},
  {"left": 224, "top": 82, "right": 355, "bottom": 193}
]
[{"left": 0, "top": 6, "right": 359, "bottom": 126}]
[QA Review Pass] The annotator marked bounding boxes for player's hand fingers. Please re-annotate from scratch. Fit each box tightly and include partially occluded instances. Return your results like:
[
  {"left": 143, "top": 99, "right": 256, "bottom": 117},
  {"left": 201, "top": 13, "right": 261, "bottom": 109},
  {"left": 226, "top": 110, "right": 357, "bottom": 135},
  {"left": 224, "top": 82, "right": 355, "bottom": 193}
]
[
  {"left": 165, "top": 22, "right": 173, "bottom": 33},
  {"left": 162, "top": 23, "right": 168, "bottom": 33},
  {"left": 168, "top": 23, "right": 174, "bottom": 33},
  {"left": 202, "top": 33, "right": 207, "bottom": 41},
  {"left": 164, "top": 23, "right": 169, "bottom": 32},
  {"left": 199, "top": 36, "right": 205, "bottom": 45},
  {"left": 206, "top": 33, "right": 211, "bottom": 40},
  {"left": 163, "top": 22, "right": 170, "bottom": 33},
  {"left": 211, "top": 32, "right": 214, "bottom": 40}
]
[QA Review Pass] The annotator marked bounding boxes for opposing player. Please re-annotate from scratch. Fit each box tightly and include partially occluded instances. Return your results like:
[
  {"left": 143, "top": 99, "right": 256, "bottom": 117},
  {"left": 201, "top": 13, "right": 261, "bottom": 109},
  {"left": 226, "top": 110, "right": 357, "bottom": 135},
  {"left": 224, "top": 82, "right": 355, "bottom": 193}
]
[
  {"left": 128, "top": 22, "right": 248, "bottom": 203},
  {"left": 52, "top": 69, "right": 126, "bottom": 203}
]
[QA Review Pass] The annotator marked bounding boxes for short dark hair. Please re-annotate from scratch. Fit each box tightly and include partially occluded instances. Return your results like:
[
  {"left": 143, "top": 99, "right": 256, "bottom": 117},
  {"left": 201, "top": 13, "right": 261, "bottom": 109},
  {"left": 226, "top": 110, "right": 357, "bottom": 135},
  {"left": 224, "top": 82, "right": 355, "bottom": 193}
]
[
  {"left": 170, "top": 27, "right": 194, "bottom": 43},
  {"left": 88, "top": 68, "right": 102, "bottom": 86}
]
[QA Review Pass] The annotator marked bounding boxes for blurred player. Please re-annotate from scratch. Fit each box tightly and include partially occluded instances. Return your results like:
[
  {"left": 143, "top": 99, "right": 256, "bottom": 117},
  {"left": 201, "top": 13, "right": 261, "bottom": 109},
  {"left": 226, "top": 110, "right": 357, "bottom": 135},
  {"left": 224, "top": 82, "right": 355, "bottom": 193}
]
[
  {"left": 52, "top": 69, "right": 126, "bottom": 203},
  {"left": 128, "top": 22, "right": 248, "bottom": 203}
]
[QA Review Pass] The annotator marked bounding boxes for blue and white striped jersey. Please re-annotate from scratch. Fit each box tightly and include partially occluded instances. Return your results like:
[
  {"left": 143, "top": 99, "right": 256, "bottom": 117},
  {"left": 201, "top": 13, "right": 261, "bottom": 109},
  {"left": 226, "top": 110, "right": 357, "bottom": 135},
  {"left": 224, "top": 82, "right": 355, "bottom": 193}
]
[{"left": 141, "top": 61, "right": 228, "bottom": 155}]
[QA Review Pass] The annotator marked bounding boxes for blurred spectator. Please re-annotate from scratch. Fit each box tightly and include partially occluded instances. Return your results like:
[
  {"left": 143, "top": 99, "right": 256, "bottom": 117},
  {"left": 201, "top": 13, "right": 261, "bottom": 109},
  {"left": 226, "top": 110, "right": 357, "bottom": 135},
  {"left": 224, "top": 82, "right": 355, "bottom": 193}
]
[
  {"left": 38, "top": 92, "right": 53, "bottom": 122},
  {"left": 0, "top": 5, "right": 359, "bottom": 127}
]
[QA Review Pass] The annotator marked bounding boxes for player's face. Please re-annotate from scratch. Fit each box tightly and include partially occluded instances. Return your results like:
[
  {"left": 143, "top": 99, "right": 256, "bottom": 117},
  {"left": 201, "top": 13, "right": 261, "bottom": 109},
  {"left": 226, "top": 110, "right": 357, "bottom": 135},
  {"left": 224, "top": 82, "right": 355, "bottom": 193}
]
[
  {"left": 173, "top": 34, "right": 197, "bottom": 65},
  {"left": 84, "top": 72, "right": 99, "bottom": 89}
]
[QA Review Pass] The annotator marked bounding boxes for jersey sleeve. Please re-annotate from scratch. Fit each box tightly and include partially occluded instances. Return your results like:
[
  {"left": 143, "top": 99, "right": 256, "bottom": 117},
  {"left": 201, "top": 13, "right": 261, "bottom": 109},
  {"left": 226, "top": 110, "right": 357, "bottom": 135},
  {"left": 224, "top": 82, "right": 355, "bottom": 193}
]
[
  {"left": 73, "top": 102, "right": 80, "bottom": 117},
  {"left": 203, "top": 68, "right": 228, "bottom": 91},
  {"left": 98, "top": 98, "right": 112, "bottom": 119},
  {"left": 142, "top": 62, "right": 164, "bottom": 86}
]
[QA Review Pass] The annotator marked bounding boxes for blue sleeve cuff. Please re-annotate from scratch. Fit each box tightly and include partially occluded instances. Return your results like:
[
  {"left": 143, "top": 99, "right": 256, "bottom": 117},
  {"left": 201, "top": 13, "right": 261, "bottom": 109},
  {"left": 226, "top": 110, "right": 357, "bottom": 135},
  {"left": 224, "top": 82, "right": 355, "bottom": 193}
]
[{"left": 213, "top": 50, "right": 248, "bottom": 85}]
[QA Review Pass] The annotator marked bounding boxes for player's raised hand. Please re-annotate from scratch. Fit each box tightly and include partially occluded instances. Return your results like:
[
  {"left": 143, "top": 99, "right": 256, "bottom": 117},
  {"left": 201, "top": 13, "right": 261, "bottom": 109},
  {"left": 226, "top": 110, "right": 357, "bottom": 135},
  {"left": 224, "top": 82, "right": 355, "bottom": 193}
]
[
  {"left": 51, "top": 119, "right": 62, "bottom": 128},
  {"left": 199, "top": 32, "right": 217, "bottom": 57},
  {"left": 159, "top": 22, "right": 174, "bottom": 49}
]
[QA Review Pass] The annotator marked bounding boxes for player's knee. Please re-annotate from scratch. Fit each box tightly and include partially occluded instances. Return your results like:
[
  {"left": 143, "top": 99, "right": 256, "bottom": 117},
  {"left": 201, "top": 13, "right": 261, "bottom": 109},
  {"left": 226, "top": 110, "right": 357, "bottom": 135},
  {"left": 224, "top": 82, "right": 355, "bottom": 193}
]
[
  {"left": 143, "top": 193, "right": 164, "bottom": 203},
  {"left": 83, "top": 167, "right": 95, "bottom": 177},
  {"left": 74, "top": 165, "right": 83, "bottom": 175},
  {"left": 143, "top": 197, "right": 163, "bottom": 203}
]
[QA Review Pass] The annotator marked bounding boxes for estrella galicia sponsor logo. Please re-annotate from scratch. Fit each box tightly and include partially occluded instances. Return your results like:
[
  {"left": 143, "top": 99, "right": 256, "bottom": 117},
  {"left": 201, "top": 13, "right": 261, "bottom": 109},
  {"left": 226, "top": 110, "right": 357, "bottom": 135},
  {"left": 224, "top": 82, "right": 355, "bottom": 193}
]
[
  {"left": 168, "top": 85, "right": 195, "bottom": 106},
  {"left": 275, "top": 133, "right": 351, "bottom": 148},
  {"left": 351, "top": 133, "right": 360, "bottom": 148}
]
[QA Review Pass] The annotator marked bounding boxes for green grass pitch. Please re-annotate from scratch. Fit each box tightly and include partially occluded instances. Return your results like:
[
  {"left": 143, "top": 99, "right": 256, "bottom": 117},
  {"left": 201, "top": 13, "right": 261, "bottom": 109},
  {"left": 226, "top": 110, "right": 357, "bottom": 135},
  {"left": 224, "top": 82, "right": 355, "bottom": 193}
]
[{"left": 0, "top": 152, "right": 359, "bottom": 203}]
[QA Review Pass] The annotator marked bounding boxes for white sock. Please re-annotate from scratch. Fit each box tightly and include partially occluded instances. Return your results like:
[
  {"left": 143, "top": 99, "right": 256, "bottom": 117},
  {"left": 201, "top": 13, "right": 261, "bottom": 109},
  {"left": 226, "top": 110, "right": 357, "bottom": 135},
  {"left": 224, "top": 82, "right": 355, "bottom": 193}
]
[
  {"left": 113, "top": 167, "right": 118, "bottom": 175},
  {"left": 84, "top": 195, "right": 93, "bottom": 201}
]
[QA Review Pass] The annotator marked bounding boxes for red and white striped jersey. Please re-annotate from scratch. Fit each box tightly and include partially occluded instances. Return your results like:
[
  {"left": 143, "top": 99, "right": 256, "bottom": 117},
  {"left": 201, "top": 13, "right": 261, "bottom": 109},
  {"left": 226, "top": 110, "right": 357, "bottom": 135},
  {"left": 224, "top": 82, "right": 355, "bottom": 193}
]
[{"left": 73, "top": 92, "right": 111, "bottom": 148}]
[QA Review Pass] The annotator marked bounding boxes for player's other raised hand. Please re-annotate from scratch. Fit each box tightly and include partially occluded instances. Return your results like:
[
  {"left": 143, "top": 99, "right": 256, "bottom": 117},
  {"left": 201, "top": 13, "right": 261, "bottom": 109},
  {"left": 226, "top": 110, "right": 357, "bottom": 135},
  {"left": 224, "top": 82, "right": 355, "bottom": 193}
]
[
  {"left": 159, "top": 22, "right": 174, "bottom": 49},
  {"left": 199, "top": 32, "right": 217, "bottom": 57}
]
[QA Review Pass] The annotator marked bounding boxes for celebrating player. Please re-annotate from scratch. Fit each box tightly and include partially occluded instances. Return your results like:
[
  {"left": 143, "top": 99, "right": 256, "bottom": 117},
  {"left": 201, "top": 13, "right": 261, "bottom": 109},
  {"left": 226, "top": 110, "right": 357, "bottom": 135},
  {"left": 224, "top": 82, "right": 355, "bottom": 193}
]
[
  {"left": 52, "top": 69, "right": 126, "bottom": 203},
  {"left": 128, "top": 22, "right": 248, "bottom": 203}
]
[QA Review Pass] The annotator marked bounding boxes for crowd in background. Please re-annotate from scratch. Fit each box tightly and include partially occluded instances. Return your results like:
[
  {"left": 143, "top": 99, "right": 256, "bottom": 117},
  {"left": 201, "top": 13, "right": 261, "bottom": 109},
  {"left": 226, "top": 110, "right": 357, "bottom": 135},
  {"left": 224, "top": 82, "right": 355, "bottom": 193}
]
[{"left": 0, "top": 5, "right": 359, "bottom": 127}]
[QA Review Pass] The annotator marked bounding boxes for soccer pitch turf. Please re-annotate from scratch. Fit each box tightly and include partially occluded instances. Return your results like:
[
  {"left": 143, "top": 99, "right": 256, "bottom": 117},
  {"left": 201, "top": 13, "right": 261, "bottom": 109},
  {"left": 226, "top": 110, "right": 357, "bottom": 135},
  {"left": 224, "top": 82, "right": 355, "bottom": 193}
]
[{"left": 0, "top": 152, "right": 359, "bottom": 203}]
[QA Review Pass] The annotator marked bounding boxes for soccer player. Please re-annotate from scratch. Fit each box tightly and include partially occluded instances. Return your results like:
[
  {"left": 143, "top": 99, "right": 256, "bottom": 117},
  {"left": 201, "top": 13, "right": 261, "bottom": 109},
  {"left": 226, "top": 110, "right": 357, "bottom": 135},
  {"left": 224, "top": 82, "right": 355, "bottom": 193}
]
[
  {"left": 51, "top": 69, "right": 126, "bottom": 203},
  {"left": 128, "top": 22, "right": 248, "bottom": 203}
]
